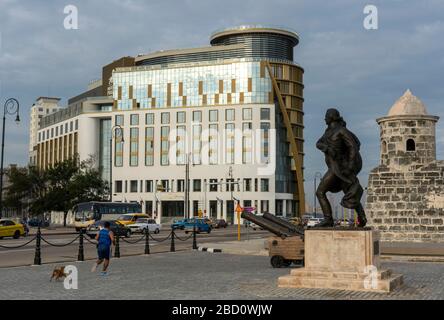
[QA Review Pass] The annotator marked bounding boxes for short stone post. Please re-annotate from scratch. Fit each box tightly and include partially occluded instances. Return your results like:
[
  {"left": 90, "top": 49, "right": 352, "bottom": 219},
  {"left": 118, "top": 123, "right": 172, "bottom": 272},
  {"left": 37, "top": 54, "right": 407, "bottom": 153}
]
[
  {"left": 192, "top": 226, "right": 198, "bottom": 250},
  {"left": 144, "top": 227, "right": 150, "bottom": 255},
  {"left": 77, "top": 230, "right": 84, "bottom": 262},
  {"left": 114, "top": 233, "right": 121, "bottom": 258},
  {"left": 170, "top": 229, "right": 176, "bottom": 252},
  {"left": 33, "top": 227, "right": 42, "bottom": 265}
]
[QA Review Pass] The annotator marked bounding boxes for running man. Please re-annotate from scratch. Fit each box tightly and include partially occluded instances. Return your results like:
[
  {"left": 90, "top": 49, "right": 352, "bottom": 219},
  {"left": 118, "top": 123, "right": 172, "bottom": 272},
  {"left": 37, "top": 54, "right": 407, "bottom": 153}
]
[{"left": 91, "top": 221, "right": 115, "bottom": 275}]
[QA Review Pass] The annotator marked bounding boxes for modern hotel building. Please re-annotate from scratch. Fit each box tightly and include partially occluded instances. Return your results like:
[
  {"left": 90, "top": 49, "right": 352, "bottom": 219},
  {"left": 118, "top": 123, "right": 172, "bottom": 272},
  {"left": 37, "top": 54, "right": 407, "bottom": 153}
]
[{"left": 30, "top": 26, "right": 305, "bottom": 224}]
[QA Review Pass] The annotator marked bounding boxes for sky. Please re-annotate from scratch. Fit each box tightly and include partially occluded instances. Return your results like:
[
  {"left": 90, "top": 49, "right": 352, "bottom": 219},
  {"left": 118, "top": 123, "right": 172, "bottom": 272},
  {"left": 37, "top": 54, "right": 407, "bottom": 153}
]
[{"left": 0, "top": 0, "right": 443, "bottom": 207}]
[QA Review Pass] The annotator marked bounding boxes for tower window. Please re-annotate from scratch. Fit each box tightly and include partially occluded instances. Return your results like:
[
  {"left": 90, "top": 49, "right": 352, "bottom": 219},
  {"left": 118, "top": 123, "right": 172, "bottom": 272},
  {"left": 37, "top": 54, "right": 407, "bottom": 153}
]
[{"left": 406, "top": 139, "right": 416, "bottom": 151}]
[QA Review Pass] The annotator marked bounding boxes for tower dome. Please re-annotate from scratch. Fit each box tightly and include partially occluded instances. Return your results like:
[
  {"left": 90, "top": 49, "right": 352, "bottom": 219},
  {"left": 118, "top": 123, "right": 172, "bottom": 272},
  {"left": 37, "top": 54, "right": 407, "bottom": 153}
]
[
  {"left": 388, "top": 89, "right": 427, "bottom": 116},
  {"left": 377, "top": 90, "right": 439, "bottom": 169}
]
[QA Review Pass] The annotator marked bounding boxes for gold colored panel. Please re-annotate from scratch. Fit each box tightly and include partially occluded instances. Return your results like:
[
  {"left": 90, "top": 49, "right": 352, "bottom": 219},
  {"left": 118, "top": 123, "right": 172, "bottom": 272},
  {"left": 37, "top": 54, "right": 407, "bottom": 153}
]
[
  {"left": 231, "top": 79, "right": 236, "bottom": 93},
  {"left": 240, "top": 92, "right": 244, "bottom": 104},
  {"left": 151, "top": 98, "right": 156, "bottom": 108},
  {"left": 265, "top": 62, "right": 305, "bottom": 217},
  {"left": 182, "top": 96, "right": 187, "bottom": 106},
  {"left": 148, "top": 84, "right": 152, "bottom": 98},
  {"left": 215, "top": 94, "right": 219, "bottom": 104},
  {"left": 179, "top": 82, "right": 183, "bottom": 96},
  {"left": 167, "top": 83, "right": 171, "bottom": 107},
  {"left": 219, "top": 80, "right": 224, "bottom": 93},
  {"left": 202, "top": 94, "right": 207, "bottom": 105},
  {"left": 198, "top": 81, "right": 203, "bottom": 95},
  {"left": 129, "top": 85, "right": 133, "bottom": 99},
  {"left": 118, "top": 86, "right": 122, "bottom": 100},
  {"left": 260, "top": 61, "right": 266, "bottom": 78},
  {"left": 227, "top": 93, "right": 231, "bottom": 104},
  {"left": 248, "top": 78, "right": 252, "bottom": 92}
]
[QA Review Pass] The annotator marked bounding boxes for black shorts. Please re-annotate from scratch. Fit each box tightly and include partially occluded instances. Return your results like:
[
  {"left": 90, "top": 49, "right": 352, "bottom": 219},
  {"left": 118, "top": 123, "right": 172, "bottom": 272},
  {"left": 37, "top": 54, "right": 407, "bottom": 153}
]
[{"left": 97, "top": 245, "right": 111, "bottom": 260}]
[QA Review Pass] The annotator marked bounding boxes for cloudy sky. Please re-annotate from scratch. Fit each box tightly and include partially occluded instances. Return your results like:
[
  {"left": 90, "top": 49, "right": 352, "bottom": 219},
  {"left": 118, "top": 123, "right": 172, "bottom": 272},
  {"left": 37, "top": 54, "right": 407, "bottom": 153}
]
[{"left": 0, "top": 0, "right": 443, "bottom": 206}]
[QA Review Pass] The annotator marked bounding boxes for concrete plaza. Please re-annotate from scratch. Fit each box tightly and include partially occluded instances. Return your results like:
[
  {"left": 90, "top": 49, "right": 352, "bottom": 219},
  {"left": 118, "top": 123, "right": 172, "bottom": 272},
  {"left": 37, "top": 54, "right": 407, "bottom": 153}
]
[{"left": 0, "top": 251, "right": 443, "bottom": 300}]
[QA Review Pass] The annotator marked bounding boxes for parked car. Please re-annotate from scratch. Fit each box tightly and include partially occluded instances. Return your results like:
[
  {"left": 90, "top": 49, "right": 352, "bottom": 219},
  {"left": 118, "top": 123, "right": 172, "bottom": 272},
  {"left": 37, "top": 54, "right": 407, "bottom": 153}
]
[
  {"left": 184, "top": 218, "right": 212, "bottom": 234},
  {"left": 128, "top": 218, "right": 161, "bottom": 234},
  {"left": 116, "top": 213, "right": 149, "bottom": 226},
  {"left": 86, "top": 220, "right": 131, "bottom": 239},
  {"left": 0, "top": 219, "right": 25, "bottom": 239},
  {"left": 213, "top": 219, "right": 228, "bottom": 229},
  {"left": 171, "top": 219, "right": 188, "bottom": 230},
  {"left": 28, "top": 218, "right": 50, "bottom": 228},
  {"left": 307, "top": 218, "right": 323, "bottom": 227}
]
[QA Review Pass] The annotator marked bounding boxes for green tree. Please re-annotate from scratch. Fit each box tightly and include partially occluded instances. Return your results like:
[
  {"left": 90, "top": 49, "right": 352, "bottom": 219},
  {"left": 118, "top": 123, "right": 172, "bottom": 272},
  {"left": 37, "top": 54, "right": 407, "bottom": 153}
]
[
  {"left": 4, "top": 156, "right": 108, "bottom": 226},
  {"left": 45, "top": 156, "right": 109, "bottom": 226}
]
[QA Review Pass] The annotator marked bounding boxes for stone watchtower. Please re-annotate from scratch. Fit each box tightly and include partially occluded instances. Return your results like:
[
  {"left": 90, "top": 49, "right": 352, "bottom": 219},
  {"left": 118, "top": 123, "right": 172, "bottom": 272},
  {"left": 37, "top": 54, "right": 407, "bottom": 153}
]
[
  {"left": 366, "top": 90, "right": 444, "bottom": 242},
  {"left": 378, "top": 89, "right": 438, "bottom": 169}
]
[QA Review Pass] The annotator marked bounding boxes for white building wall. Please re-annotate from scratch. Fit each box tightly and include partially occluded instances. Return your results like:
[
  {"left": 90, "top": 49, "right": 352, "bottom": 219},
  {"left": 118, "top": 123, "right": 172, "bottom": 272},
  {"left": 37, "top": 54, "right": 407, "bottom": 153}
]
[{"left": 111, "top": 103, "right": 294, "bottom": 223}]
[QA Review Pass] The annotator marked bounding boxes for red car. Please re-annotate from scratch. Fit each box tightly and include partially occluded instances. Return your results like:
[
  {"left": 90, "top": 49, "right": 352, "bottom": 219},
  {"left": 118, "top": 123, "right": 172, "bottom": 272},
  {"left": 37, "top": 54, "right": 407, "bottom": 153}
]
[{"left": 214, "top": 219, "right": 228, "bottom": 228}]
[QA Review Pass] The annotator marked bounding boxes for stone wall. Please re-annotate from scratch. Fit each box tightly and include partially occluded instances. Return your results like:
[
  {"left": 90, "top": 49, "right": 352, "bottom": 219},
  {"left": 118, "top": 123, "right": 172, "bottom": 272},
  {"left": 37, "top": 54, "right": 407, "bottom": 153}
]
[
  {"left": 378, "top": 116, "right": 438, "bottom": 169},
  {"left": 366, "top": 161, "right": 444, "bottom": 242}
]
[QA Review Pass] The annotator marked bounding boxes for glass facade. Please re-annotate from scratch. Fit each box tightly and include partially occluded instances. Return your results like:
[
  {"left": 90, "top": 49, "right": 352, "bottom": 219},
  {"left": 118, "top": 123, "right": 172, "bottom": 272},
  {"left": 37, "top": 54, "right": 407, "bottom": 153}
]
[
  {"left": 113, "top": 61, "right": 272, "bottom": 110},
  {"left": 130, "top": 127, "right": 139, "bottom": 166},
  {"left": 192, "top": 125, "right": 202, "bottom": 164},
  {"left": 99, "top": 119, "right": 111, "bottom": 182},
  {"left": 176, "top": 125, "right": 186, "bottom": 165},
  {"left": 145, "top": 127, "right": 154, "bottom": 166},
  {"left": 209, "top": 124, "right": 218, "bottom": 165},
  {"left": 161, "top": 126, "right": 170, "bottom": 165},
  {"left": 242, "top": 122, "right": 252, "bottom": 164},
  {"left": 225, "top": 123, "right": 235, "bottom": 164}
]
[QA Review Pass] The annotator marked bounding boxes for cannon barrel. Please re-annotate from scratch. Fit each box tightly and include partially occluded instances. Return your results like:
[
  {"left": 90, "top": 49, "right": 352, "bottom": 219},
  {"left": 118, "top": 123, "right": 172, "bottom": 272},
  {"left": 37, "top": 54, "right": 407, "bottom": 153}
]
[
  {"left": 241, "top": 211, "right": 290, "bottom": 238},
  {"left": 263, "top": 213, "right": 304, "bottom": 236}
]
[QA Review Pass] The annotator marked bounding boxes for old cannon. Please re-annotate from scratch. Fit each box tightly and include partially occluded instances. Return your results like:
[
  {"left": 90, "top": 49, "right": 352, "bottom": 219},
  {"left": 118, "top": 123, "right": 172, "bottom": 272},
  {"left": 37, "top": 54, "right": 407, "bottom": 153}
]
[{"left": 241, "top": 212, "right": 305, "bottom": 268}]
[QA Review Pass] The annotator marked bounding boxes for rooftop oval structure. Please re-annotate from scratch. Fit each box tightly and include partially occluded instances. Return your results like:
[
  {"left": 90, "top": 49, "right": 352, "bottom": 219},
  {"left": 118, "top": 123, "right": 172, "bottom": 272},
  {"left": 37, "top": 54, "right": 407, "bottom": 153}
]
[
  {"left": 136, "top": 25, "right": 300, "bottom": 66},
  {"left": 210, "top": 25, "right": 299, "bottom": 62}
]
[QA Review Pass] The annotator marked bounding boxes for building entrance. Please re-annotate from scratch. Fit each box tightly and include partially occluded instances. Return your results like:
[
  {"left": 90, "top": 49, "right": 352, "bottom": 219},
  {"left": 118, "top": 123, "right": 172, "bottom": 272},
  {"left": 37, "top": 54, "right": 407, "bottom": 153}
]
[
  {"left": 209, "top": 201, "right": 217, "bottom": 219},
  {"left": 226, "top": 200, "right": 234, "bottom": 225},
  {"left": 161, "top": 201, "right": 184, "bottom": 224}
]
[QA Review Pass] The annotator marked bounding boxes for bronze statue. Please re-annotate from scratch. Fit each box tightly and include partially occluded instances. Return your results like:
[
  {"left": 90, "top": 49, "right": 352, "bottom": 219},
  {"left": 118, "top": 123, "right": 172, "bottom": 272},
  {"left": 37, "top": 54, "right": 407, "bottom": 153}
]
[{"left": 315, "top": 108, "right": 367, "bottom": 227}]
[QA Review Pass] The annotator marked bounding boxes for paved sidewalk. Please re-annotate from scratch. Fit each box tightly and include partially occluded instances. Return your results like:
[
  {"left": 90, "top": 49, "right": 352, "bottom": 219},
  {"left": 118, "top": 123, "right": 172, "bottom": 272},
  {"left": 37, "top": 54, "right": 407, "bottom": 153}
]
[
  {"left": 199, "top": 238, "right": 268, "bottom": 256},
  {"left": 0, "top": 251, "right": 443, "bottom": 300}
]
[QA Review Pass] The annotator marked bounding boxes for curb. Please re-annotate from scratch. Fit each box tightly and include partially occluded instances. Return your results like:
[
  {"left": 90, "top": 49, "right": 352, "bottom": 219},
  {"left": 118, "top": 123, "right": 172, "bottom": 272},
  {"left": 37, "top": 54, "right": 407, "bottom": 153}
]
[{"left": 197, "top": 247, "right": 223, "bottom": 253}]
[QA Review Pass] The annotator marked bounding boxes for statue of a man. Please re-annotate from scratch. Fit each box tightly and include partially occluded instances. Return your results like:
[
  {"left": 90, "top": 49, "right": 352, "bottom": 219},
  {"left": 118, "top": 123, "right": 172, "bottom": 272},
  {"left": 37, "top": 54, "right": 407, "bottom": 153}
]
[{"left": 315, "top": 108, "right": 367, "bottom": 227}]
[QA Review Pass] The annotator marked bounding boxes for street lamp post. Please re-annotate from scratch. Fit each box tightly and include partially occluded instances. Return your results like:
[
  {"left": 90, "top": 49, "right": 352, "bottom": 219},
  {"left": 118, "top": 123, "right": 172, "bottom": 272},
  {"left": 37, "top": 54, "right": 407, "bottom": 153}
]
[
  {"left": 313, "top": 172, "right": 322, "bottom": 216},
  {"left": 0, "top": 98, "right": 20, "bottom": 219},
  {"left": 109, "top": 125, "right": 124, "bottom": 202}
]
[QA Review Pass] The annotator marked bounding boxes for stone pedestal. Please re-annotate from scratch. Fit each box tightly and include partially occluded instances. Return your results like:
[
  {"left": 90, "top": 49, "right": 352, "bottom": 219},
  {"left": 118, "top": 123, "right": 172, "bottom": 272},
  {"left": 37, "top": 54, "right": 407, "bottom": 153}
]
[{"left": 278, "top": 229, "right": 403, "bottom": 293}]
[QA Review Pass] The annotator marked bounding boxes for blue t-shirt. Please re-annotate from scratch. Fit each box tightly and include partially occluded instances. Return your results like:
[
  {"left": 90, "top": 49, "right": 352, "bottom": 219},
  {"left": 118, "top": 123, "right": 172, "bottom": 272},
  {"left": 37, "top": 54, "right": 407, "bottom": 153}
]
[{"left": 98, "top": 229, "right": 111, "bottom": 248}]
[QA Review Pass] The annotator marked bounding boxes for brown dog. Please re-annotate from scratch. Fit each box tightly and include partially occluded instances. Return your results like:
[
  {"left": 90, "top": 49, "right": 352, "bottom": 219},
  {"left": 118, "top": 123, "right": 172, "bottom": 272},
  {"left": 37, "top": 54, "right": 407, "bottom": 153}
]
[{"left": 50, "top": 266, "right": 67, "bottom": 282}]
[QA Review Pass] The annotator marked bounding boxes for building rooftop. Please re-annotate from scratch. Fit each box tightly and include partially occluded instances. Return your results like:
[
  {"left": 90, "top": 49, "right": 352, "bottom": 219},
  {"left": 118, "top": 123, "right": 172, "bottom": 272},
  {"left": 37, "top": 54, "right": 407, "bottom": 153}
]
[
  {"left": 36, "top": 97, "right": 61, "bottom": 102},
  {"left": 388, "top": 89, "right": 428, "bottom": 116},
  {"left": 210, "top": 25, "right": 299, "bottom": 45}
]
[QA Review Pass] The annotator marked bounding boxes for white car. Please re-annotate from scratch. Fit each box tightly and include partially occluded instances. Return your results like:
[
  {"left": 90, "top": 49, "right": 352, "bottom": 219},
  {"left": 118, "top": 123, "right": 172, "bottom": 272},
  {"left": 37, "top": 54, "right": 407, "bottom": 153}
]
[
  {"left": 307, "top": 218, "right": 323, "bottom": 227},
  {"left": 128, "top": 218, "right": 161, "bottom": 234}
]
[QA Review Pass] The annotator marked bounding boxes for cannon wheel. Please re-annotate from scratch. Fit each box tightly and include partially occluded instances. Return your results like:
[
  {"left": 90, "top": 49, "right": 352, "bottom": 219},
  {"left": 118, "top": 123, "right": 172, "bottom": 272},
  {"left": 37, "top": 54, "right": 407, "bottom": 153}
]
[{"left": 270, "top": 255, "right": 285, "bottom": 268}]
